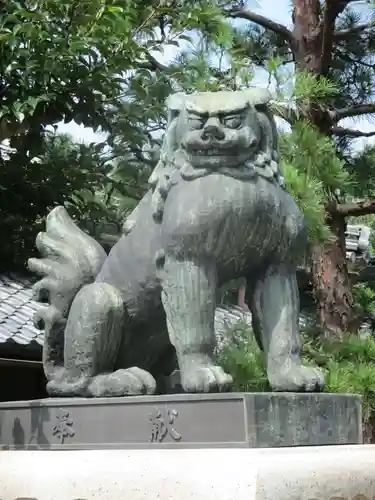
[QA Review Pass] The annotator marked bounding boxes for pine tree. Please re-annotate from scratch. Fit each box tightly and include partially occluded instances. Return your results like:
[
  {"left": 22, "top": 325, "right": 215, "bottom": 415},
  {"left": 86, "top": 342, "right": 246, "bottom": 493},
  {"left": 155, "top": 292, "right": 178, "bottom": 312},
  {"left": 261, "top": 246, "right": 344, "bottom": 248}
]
[
  {"left": 113, "top": 0, "right": 375, "bottom": 335},
  {"left": 225, "top": 1, "right": 375, "bottom": 334}
]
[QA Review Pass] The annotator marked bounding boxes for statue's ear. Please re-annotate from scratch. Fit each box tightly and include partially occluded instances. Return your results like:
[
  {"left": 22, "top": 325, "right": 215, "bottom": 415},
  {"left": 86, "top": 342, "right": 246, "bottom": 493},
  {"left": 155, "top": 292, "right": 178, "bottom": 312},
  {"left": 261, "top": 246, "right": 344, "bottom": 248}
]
[
  {"left": 166, "top": 92, "right": 186, "bottom": 112},
  {"left": 165, "top": 92, "right": 186, "bottom": 124},
  {"left": 244, "top": 88, "right": 273, "bottom": 108}
]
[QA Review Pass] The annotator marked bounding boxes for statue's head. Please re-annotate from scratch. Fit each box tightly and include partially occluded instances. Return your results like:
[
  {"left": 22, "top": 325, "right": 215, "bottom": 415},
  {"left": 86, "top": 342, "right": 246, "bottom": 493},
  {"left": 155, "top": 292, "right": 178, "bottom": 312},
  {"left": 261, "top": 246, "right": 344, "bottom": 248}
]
[
  {"left": 167, "top": 88, "right": 274, "bottom": 170},
  {"left": 143, "top": 88, "right": 283, "bottom": 225}
]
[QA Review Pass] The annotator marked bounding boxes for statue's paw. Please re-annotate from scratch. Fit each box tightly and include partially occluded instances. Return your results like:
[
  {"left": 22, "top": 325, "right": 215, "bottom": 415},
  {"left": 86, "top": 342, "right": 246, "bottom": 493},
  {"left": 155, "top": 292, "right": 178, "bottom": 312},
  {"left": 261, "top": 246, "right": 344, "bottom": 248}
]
[
  {"left": 269, "top": 364, "right": 325, "bottom": 393},
  {"left": 46, "top": 377, "right": 89, "bottom": 397},
  {"left": 87, "top": 367, "right": 157, "bottom": 397},
  {"left": 181, "top": 365, "right": 233, "bottom": 393}
]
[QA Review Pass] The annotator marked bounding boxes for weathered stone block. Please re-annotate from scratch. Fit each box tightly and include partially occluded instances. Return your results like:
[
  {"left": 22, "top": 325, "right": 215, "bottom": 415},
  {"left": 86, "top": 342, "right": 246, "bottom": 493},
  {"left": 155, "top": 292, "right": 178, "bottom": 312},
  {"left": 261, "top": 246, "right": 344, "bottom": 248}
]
[{"left": 0, "top": 392, "right": 362, "bottom": 450}]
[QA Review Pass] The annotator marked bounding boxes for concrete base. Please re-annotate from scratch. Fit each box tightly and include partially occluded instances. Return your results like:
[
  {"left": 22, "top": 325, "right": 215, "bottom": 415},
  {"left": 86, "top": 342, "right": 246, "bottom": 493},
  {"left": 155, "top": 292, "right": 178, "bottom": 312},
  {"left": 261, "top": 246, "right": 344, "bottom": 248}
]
[
  {"left": 0, "top": 445, "right": 374, "bottom": 499},
  {"left": 0, "top": 392, "right": 362, "bottom": 449}
]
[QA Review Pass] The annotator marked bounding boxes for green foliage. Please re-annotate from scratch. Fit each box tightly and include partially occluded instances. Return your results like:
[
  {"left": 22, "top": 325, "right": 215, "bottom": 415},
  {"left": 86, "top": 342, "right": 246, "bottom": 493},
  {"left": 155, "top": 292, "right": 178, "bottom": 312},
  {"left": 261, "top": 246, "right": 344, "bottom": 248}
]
[
  {"left": 306, "top": 335, "right": 375, "bottom": 422},
  {"left": 346, "top": 146, "right": 375, "bottom": 200},
  {"left": 293, "top": 71, "right": 338, "bottom": 114},
  {"left": 218, "top": 321, "right": 269, "bottom": 391},
  {"left": 282, "top": 161, "right": 332, "bottom": 244},
  {"left": 172, "top": 1, "right": 233, "bottom": 48},
  {"left": 1, "top": 0, "right": 200, "bottom": 269},
  {"left": 218, "top": 322, "right": 375, "bottom": 423},
  {"left": 0, "top": 0, "right": 146, "bottom": 269},
  {"left": 279, "top": 121, "right": 351, "bottom": 244},
  {"left": 0, "top": 0, "right": 145, "bottom": 138},
  {"left": 281, "top": 121, "right": 350, "bottom": 198},
  {"left": 271, "top": 70, "right": 340, "bottom": 119},
  {"left": 329, "top": 5, "right": 375, "bottom": 111},
  {"left": 229, "top": 14, "right": 290, "bottom": 74},
  {"left": 0, "top": 132, "right": 110, "bottom": 270},
  {"left": 352, "top": 283, "right": 375, "bottom": 317}
]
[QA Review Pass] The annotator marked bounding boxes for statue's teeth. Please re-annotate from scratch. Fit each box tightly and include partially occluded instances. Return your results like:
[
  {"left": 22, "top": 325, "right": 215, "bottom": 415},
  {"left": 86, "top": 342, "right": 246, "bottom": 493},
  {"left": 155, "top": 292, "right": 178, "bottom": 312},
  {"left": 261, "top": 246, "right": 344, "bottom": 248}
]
[{"left": 199, "top": 149, "right": 222, "bottom": 155}]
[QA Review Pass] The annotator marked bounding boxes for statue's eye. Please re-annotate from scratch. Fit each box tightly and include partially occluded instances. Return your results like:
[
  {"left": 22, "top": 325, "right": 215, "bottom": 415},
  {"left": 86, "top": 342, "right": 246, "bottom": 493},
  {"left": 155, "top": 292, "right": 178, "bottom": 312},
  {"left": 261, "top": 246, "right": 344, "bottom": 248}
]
[
  {"left": 189, "top": 118, "right": 204, "bottom": 129},
  {"left": 223, "top": 116, "right": 242, "bottom": 129}
]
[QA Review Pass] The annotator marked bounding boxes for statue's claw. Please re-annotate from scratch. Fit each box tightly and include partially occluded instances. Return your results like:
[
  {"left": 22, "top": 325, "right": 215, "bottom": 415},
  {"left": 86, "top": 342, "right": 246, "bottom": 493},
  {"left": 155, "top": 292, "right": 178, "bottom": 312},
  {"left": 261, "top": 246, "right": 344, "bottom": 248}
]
[
  {"left": 181, "top": 365, "right": 233, "bottom": 393},
  {"left": 269, "top": 364, "right": 325, "bottom": 392},
  {"left": 87, "top": 367, "right": 157, "bottom": 397}
]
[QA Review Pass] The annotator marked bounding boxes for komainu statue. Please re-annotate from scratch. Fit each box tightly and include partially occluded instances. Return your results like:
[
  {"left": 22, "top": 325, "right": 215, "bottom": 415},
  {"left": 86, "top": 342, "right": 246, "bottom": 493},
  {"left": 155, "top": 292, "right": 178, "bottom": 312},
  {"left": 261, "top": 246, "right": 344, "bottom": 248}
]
[{"left": 28, "top": 88, "right": 324, "bottom": 397}]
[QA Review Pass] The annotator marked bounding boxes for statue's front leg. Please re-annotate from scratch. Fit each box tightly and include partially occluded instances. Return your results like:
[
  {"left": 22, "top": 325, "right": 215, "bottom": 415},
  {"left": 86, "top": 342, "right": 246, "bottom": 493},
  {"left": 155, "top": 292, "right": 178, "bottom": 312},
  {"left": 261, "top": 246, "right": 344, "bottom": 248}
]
[
  {"left": 161, "top": 256, "right": 232, "bottom": 393},
  {"left": 250, "top": 263, "right": 324, "bottom": 392}
]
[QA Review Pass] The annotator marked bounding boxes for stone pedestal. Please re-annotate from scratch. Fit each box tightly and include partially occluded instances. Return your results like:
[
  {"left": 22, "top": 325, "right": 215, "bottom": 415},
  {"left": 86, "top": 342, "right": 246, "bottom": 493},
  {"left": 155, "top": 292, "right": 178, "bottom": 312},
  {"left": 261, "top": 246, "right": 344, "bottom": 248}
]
[{"left": 0, "top": 392, "right": 362, "bottom": 450}]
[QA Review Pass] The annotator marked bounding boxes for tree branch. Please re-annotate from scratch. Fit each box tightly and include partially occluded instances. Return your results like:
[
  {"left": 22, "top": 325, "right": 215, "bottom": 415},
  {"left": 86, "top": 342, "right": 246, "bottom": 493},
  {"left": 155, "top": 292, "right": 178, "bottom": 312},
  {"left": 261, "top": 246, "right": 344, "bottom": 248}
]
[
  {"left": 334, "top": 23, "right": 372, "bottom": 40},
  {"left": 332, "top": 199, "right": 375, "bottom": 217},
  {"left": 336, "top": 49, "right": 375, "bottom": 69},
  {"left": 138, "top": 52, "right": 169, "bottom": 71},
  {"left": 334, "top": 103, "right": 375, "bottom": 120},
  {"left": 321, "top": 0, "right": 350, "bottom": 75},
  {"left": 228, "top": 9, "right": 293, "bottom": 43},
  {"left": 332, "top": 126, "right": 375, "bottom": 138}
]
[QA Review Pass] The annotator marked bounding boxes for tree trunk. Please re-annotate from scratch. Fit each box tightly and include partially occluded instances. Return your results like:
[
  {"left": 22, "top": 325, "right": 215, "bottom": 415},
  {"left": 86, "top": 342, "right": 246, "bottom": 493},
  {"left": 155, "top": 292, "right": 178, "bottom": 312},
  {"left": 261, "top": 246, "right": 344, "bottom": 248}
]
[
  {"left": 292, "top": 0, "right": 323, "bottom": 73},
  {"left": 291, "top": 0, "right": 356, "bottom": 334},
  {"left": 311, "top": 212, "right": 354, "bottom": 336}
]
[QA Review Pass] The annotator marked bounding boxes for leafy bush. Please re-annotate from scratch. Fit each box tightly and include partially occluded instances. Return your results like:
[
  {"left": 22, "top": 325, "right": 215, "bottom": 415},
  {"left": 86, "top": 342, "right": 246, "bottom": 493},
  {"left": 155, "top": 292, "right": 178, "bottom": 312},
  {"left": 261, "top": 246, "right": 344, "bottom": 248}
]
[
  {"left": 352, "top": 282, "right": 375, "bottom": 318},
  {"left": 218, "top": 320, "right": 269, "bottom": 392},
  {"left": 218, "top": 323, "right": 375, "bottom": 439}
]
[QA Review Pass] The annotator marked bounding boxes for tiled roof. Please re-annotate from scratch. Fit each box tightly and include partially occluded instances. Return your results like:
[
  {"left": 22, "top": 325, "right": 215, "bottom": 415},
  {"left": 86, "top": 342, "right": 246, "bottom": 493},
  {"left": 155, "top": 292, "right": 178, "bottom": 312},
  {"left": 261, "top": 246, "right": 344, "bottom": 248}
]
[{"left": 0, "top": 274, "right": 44, "bottom": 348}]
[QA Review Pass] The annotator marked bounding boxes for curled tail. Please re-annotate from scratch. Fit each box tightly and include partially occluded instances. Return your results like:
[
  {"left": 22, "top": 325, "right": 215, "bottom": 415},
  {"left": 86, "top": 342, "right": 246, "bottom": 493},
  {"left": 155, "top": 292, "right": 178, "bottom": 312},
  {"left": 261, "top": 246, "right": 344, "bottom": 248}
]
[{"left": 28, "top": 206, "right": 107, "bottom": 381}]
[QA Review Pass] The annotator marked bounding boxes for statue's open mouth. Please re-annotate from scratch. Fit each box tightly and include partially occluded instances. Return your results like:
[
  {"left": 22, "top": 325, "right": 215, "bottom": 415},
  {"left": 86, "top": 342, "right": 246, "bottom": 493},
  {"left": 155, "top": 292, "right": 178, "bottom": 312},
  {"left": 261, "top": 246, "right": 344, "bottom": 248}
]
[
  {"left": 188, "top": 146, "right": 241, "bottom": 157},
  {"left": 193, "top": 149, "right": 229, "bottom": 156},
  {"left": 177, "top": 146, "right": 253, "bottom": 174}
]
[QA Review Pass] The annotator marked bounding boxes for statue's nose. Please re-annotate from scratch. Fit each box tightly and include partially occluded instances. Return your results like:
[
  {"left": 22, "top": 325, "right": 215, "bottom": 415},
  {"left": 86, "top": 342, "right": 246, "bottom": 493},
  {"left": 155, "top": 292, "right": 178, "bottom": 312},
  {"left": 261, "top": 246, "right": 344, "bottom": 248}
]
[{"left": 202, "top": 118, "right": 225, "bottom": 140}]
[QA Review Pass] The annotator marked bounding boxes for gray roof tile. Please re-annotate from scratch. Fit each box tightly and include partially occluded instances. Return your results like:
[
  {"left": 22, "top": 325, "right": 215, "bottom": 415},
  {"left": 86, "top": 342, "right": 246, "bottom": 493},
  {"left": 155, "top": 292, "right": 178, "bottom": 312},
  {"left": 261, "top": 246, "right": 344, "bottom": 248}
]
[
  {"left": 12, "top": 333, "right": 31, "bottom": 345},
  {"left": 2, "top": 319, "right": 19, "bottom": 333},
  {"left": 0, "top": 331, "right": 11, "bottom": 342},
  {"left": 0, "top": 274, "right": 44, "bottom": 349}
]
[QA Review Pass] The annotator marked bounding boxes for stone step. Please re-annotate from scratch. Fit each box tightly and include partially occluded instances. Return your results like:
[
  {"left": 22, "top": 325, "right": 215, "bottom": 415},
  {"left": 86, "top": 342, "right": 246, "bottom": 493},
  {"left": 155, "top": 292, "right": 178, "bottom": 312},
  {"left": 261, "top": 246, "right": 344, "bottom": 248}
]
[{"left": 0, "top": 445, "right": 375, "bottom": 499}]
